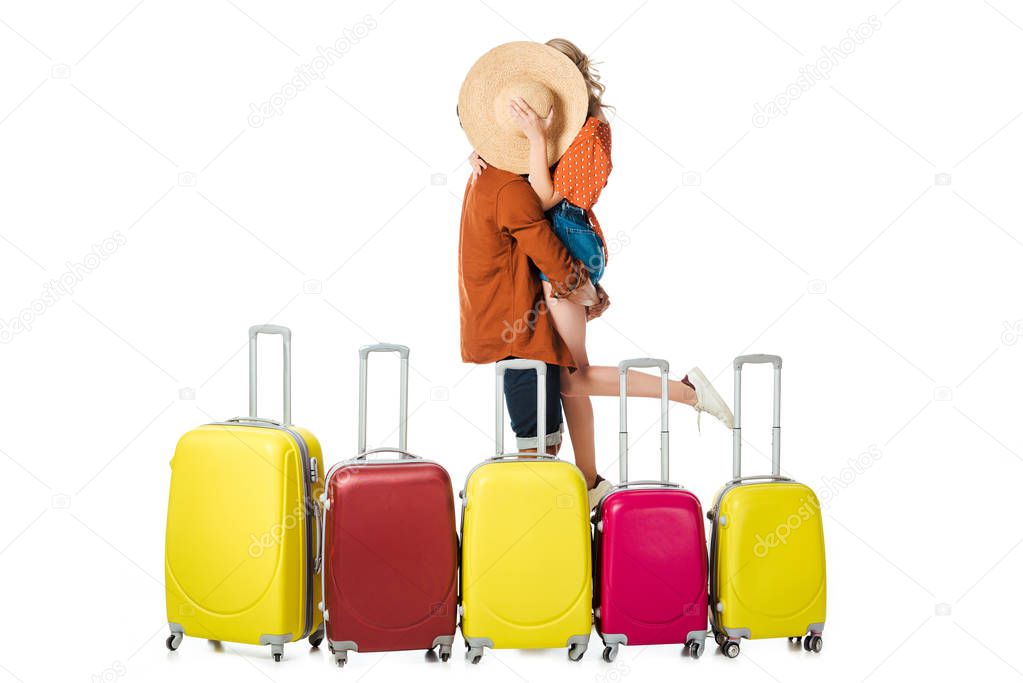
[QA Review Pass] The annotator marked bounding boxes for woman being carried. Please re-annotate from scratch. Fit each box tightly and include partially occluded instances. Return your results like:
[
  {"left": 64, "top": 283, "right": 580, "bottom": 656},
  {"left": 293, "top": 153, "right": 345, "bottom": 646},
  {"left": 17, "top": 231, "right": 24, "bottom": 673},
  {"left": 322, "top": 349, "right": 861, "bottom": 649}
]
[{"left": 470, "top": 39, "right": 734, "bottom": 508}]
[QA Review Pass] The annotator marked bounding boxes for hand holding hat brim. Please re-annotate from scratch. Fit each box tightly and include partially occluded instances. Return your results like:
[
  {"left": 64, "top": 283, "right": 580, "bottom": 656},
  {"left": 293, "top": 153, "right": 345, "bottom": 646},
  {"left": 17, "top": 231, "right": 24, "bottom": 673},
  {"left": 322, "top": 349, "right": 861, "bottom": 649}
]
[
  {"left": 508, "top": 97, "right": 556, "bottom": 142},
  {"left": 458, "top": 41, "right": 589, "bottom": 174}
]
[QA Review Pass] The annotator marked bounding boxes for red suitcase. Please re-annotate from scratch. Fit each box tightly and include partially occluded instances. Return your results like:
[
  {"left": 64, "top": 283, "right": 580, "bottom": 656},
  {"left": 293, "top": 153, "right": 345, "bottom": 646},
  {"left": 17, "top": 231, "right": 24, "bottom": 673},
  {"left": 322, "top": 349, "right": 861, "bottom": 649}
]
[
  {"left": 593, "top": 359, "right": 709, "bottom": 662},
  {"left": 321, "top": 344, "right": 458, "bottom": 667}
]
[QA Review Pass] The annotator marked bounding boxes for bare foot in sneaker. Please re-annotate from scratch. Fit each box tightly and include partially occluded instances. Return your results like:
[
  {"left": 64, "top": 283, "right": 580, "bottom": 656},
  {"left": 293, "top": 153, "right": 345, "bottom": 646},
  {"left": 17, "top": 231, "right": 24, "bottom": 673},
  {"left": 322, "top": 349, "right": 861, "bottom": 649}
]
[
  {"left": 588, "top": 475, "right": 614, "bottom": 510},
  {"left": 687, "top": 367, "right": 735, "bottom": 430}
]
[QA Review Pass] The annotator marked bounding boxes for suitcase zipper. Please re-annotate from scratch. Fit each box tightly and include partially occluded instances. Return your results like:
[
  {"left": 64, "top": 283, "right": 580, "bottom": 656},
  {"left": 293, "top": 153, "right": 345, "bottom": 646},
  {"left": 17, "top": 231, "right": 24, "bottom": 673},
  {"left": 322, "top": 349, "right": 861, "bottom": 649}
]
[{"left": 276, "top": 424, "right": 316, "bottom": 641}]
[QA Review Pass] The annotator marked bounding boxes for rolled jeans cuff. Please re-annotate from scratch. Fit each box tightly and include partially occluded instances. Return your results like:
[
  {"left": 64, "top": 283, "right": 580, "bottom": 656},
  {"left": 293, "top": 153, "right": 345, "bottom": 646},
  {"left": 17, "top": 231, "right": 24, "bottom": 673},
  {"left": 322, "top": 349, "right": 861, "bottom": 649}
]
[{"left": 515, "top": 424, "right": 564, "bottom": 451}]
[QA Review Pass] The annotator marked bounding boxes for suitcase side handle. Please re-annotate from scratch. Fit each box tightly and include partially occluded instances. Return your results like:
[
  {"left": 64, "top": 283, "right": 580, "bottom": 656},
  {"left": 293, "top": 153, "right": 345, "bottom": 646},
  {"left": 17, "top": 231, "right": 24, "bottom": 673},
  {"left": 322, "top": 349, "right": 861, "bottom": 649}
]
[
  {"left": 248, "top": 325, "right": 292, "bottom": 425},
  {"left": 729, "top": 474, "right": 792, "bottom": 484},
  {"left": 618, "top": 358, "right": 670, "bottom": 483},
  {"left": 225, "top": 416, "right": 283, "bottom": 426},
  {"left": 494, "top": 360, "right": 547, "bottom": 457},
  {"left": 487, "top": 452, "right": 556, "bottom": 462},
  {"left": 732, "top": 354, "right": 782, "bottom": 479},
  {"left": 311, "top": 500, "right": 322, "bottom": 574},
  {"left": 612, "top": 480, "right": 681, "bottom": 491},
  {"left": 358, "top": 344, "right": 410, "bottom": 455},
  {"left": 354, "top": 447, "right": 419, "bottom": 461}
]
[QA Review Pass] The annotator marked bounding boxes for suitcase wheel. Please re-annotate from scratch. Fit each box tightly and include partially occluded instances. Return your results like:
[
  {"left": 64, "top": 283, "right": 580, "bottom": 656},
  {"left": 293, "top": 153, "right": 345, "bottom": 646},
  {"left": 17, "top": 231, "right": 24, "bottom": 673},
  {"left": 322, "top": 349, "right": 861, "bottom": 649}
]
[
  {"left": 270, "top": 643, "right": 284, "bottom": 662},
  {"left": 438, "top": 644, "right": 452, "bottom": 662},
  {"left": 602, "top": 644, "right": 618, "bottom": 663},
  {"left": 723, "top": 640, "right": 740, "bottom": 658},
  {"left": 568, "top": 643, "right": 587, "bottom": 661},
  {"left": 466, "top": 646, "right": 484, "bottom": 664},
  {"left": 686, "top": 639, "right": 706, "bottom": 659},
  {"left": 165, "top": 633, "right": 183, "bottom": 652},
  {"left": 335, "top": 650, "right": 348, "bottom": 667},
  {"left": 308, "top": 627, "right": 324, "bottom": 649},
  {"left": 714, "top": 632, "right": 727, "bottom": 647},
  {"left": 804, "top": 635, "right": 823, "bottom": 653}
]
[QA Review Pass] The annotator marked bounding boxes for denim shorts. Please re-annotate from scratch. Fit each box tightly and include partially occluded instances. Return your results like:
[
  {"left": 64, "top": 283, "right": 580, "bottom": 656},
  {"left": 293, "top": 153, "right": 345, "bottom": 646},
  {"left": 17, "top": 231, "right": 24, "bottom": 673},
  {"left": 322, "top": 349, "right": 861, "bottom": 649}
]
[
  {"left": 502, "top": 359, "right": 564, "bottom": 451},
  {"left": 540, "top": 200, "right": 605, "bottom": 285}
]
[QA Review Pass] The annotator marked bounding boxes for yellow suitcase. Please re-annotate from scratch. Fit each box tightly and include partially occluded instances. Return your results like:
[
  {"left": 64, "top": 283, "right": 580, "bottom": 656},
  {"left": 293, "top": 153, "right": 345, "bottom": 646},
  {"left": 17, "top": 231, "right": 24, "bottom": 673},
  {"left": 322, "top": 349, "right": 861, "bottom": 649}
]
[
  {"left": 709, "top": 355, "right": 826, "bottom": 658},
  {"left": 164, "top": 326, "right": 324, "bottom": 661},
  {"left": 460, "top": 360, "right": 592, "bottom": 663}
]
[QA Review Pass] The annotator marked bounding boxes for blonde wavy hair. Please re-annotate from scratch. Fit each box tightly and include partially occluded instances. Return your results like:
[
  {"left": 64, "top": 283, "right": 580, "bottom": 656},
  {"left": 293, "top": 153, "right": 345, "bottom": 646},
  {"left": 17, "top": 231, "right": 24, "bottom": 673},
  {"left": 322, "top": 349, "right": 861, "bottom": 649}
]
[{"left": 545, "top": 38, "right": 610, "bottom": 118}]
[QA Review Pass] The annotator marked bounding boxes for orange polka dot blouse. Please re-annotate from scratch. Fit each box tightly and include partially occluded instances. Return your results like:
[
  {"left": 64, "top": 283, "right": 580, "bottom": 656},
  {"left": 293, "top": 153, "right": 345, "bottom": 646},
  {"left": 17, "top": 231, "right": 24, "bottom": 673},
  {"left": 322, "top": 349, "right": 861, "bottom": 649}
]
[{"left": 552, "top": 116, "right": 612, "bottom": 257}]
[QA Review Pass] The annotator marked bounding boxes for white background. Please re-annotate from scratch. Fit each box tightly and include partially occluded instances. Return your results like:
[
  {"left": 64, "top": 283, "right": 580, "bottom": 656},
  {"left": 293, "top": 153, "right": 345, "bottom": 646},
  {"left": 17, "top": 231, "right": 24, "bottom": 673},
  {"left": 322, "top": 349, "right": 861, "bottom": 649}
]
[{"left": 2, "top": 0, "right": 1022, "bottom": 681}]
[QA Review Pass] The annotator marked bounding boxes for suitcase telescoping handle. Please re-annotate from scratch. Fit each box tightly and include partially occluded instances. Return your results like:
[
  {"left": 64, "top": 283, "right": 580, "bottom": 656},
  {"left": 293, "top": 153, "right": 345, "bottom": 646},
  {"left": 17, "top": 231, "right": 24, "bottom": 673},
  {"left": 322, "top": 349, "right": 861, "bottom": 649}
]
[
  {"left": 494, "top": 359, "right": 551, "bottom": 458},
  {"left": 732, "top": 354, "right": 783, "bottom": 480},
  {"left": 248, "top": 325, "right": 292, "bottom": 425},
  {"left": 618, "top": 358, "right": 670, "bottom": 483},
  {"left": 357, "top": 343, "right": 411, "bottom": 458}
]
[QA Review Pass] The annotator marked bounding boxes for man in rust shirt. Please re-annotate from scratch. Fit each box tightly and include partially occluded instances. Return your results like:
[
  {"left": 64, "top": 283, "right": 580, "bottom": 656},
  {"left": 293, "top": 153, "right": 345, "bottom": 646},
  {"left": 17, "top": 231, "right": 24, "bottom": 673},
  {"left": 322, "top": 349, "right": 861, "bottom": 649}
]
[{"left": 459, "top": 165, "right": 600, "bottom": 454}]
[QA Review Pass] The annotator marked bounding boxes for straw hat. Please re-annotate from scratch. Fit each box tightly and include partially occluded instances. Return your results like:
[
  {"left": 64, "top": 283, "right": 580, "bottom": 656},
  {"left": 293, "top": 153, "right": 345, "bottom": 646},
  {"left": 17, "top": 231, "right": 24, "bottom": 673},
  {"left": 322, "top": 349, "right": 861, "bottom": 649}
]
[{"left": 458, "top": 41, "right": 589, "bottom": 174}]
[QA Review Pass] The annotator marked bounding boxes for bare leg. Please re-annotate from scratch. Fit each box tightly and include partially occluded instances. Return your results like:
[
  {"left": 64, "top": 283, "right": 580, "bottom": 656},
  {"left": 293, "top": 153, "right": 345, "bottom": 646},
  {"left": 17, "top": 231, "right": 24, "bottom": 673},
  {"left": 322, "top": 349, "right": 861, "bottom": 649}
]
[
  {"left": 563, "top": 392, "right": 597, "bottom": 485},
  {"left": 541, "top": 284, "right": 696, "bottom": 406},
  {"left": 541, "top": 282, "right": 697, "bottom": 487},
  {"left": 562, "top": 365, "right": 697, "bottom": 404},
  {"left": 542, "top": 283, "right": 598, "bottom": 486}
]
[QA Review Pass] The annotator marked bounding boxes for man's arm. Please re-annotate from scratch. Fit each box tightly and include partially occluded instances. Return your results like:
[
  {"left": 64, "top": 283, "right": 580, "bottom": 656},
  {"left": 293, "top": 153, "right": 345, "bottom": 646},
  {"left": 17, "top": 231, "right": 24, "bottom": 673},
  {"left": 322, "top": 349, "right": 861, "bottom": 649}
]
[{"left": 497, "top": 180, "right": 597, "bottom": 305}]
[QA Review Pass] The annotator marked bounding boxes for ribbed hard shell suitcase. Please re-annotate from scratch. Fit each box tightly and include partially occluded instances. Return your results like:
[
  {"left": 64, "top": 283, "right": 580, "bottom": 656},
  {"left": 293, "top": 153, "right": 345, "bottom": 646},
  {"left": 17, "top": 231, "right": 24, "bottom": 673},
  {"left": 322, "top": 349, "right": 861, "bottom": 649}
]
[
  {"left": 460, "top": 360, "right": 592, "bottom": 663},
  {"left": 593, "top": 359, "right": 708, "bottom": 662},
  {"left": 708, "top": 355, "right": 826, "bottom": 658},
  {"left": 165, "top": 325, "right": 325, "bottom": 661},
  {"left": 322, "top": 344, "right": 457, "bottom": 667}
]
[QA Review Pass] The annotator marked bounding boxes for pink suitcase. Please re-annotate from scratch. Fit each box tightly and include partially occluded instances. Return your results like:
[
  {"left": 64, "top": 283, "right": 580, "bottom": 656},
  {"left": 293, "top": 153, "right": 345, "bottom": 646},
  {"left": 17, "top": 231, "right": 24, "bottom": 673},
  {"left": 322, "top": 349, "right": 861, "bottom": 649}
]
[{"left": 593, "top": 358, "right": 709, "bottom": 662}]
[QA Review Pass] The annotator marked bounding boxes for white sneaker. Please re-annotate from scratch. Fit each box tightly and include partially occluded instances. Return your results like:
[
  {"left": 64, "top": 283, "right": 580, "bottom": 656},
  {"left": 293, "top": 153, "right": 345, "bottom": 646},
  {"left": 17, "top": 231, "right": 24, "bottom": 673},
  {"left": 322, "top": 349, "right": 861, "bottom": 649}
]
[
  {"left": 687, "top": 366, "right": 735, "bottom": 430},
  {"left": 588, "top": 478, "right": 614, "bottom": 510}
]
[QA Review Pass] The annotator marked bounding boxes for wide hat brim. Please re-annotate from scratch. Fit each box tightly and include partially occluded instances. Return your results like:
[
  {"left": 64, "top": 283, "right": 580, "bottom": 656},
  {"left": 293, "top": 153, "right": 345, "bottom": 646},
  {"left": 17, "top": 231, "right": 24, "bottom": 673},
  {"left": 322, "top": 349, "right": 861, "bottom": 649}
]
[{"left": 459, "top": 42, "right": 588, "bottom": 174}]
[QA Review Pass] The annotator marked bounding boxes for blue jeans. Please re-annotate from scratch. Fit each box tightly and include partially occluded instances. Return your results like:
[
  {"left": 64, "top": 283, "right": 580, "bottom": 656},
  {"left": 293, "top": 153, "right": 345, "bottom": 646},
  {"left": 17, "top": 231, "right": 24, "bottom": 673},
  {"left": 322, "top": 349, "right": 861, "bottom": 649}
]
[
  {"left": 539, "top": 200, "right": 605, "bottom": 285},
  {"left": 502, "top": 359, "right": 564, "bottom": 451}
]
